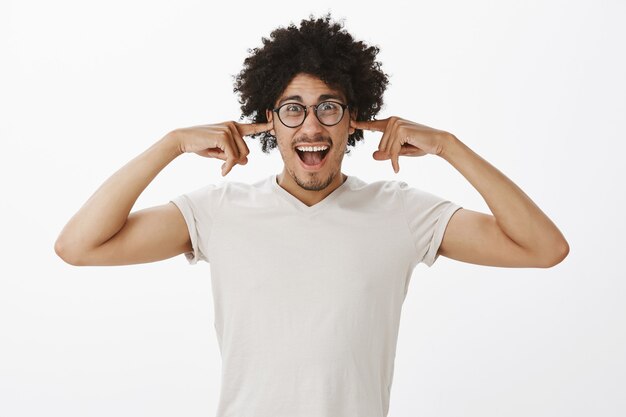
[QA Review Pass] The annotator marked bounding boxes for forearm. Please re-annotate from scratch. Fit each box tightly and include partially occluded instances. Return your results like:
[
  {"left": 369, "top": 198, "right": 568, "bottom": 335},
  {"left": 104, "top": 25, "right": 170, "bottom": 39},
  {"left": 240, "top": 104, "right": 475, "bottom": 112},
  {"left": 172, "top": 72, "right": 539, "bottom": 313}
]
[
  {"left": 56, "top": 132, "right": 183, "bottom": 253},
  {"left": 439, "top": 134, "right": 569, "bottom": 256}
]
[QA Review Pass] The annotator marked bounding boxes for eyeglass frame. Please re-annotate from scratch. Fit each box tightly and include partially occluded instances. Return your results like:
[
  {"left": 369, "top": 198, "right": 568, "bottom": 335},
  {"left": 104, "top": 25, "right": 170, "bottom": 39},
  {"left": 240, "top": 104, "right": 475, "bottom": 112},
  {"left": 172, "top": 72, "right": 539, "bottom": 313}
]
[{"left": 271, "top": 100, "right": 350, "bottom": 128}]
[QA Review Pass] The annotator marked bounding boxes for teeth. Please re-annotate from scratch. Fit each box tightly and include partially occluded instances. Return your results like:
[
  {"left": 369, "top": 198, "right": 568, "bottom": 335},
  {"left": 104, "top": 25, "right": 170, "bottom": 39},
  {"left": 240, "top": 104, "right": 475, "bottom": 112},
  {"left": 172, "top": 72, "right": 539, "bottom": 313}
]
[{"left": 296, "top": 145, "right": 329, "bottom": 152}]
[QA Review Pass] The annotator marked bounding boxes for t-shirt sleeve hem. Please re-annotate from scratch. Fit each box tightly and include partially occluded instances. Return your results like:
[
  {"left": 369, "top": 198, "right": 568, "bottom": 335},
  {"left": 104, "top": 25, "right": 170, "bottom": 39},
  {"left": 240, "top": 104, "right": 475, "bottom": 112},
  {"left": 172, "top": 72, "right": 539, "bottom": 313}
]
[
  {"left": 422, "top": 203, "right": 463, "bottom": 267},
  {"left": 170, "top": 197, "right": 203, "bottom": 265}
]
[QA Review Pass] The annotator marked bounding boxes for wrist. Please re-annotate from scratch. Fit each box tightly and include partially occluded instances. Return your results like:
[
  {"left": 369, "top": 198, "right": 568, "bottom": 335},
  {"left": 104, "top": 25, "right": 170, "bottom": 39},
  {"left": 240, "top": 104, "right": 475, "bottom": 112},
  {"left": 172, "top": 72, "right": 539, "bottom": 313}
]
[
  {"left": 160, "top": 130, "right": 185, "bottom": 158},
  {"left": 438, "top": 132, "right": 462, "bottom": 161}
]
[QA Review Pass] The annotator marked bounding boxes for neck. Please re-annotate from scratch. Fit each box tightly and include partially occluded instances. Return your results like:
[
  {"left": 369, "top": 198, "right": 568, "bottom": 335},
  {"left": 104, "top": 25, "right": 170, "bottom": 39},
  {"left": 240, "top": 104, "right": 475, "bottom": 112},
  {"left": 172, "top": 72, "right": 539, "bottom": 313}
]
[{"left": 276, "top": 169, "right": 347, "bottom": 207}]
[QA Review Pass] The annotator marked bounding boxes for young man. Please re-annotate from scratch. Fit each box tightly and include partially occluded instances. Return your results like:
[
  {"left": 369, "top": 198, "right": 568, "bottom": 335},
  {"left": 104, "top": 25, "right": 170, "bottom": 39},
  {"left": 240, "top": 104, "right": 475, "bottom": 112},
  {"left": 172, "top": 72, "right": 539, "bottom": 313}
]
[{"left": 55, "top": 14, "right": 569, "bottom": 417}]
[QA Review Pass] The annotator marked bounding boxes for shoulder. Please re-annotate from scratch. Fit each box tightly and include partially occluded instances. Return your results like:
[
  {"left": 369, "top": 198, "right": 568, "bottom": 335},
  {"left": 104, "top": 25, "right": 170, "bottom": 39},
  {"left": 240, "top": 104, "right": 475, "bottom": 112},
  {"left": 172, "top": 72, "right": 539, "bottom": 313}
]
[
  {"left": 347, "top": 176, "right": 406, "bottom": 193},
  {"left": 348, "top": 177, "right": 425, "bottom": 202},
  {"left": 341, "top": 176, "right": 409, "bottom": 211},
  {"left": 185, "top": 176, "right": 271, "bottom": 198},
  {"left": 366, "top": 179, "right": 461, "bottom": 219}
]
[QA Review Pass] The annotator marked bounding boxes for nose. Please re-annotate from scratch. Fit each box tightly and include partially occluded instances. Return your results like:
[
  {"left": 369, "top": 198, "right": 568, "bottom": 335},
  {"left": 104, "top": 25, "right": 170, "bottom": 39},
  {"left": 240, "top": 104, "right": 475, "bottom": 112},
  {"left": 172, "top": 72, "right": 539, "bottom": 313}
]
[{"left": 298, "top": 105, "right": 325, "bottom": 135}]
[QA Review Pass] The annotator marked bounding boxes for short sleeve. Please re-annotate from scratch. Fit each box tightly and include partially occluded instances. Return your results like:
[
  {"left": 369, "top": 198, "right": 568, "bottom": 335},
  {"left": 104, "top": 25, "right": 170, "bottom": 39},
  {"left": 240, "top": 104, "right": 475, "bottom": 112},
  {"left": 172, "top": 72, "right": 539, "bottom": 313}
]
[
  {"left": 399, "top": 181, "right": 463, "bottom": 267},
  {"left": 169, "top": 185, "right": 217, "bottom": 265}
]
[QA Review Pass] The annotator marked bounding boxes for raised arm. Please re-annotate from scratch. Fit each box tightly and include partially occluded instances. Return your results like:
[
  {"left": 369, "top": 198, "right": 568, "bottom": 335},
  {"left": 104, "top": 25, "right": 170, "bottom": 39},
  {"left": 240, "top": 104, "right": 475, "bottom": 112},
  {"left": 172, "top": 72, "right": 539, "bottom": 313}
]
[
  {"left": 54, "top": 121, "right": 270, "bottom": 266},
  {"left": 352, "top": 117, "right": 569, "bottom": 268}
]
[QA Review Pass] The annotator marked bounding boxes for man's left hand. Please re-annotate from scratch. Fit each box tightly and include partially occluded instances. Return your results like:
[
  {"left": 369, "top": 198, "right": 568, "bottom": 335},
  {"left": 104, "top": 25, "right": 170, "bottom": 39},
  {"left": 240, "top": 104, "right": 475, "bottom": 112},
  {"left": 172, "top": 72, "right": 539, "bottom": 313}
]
[{"left": 351, "top": 117, "right": 451, "bottom": 173}]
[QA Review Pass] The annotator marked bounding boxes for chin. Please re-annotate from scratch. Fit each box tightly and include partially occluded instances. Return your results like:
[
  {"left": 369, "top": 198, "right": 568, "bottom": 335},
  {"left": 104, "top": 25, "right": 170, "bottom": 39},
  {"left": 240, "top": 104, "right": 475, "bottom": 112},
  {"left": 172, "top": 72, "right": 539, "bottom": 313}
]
[{"left": 291, "top": 169, "right": 336, "bottom": 192}]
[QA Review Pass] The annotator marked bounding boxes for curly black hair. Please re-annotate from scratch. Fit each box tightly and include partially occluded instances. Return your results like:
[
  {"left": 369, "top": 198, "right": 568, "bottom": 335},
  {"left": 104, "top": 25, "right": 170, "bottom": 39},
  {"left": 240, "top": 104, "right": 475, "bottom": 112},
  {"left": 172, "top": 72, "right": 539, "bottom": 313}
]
[{"left": 233, "top": 13, "right": 390, "bottom": 155}]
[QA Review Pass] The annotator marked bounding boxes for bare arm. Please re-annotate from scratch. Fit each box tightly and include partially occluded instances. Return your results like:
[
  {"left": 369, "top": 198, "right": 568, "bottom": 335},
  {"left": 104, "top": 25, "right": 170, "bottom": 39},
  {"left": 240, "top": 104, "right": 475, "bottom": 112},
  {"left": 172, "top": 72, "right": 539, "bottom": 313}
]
[
  {"left": 54, "top": 133, "right": 185, "bottom": 265},
  {"left": 436, "top": 135, "right": 569, "bottom": 268},
  {"left": 62, "top": 202, "right": 196, "bottom": 266},
  {"left": 54, "top": 121, "right": 271, "bottom": 266},
  {"left": 352, "top": 117, "right": 569, "bottom": 268}
]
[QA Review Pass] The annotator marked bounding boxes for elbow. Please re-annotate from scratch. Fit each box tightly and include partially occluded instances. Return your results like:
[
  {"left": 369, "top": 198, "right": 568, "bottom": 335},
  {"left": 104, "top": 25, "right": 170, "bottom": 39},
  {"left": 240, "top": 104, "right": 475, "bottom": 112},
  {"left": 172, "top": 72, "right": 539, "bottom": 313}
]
[
  {"left": 54, "top": 238, "right": 85, "bottom": 266},
  {"left": 539, "top": 239, "right": 570, "bottom": 268}
]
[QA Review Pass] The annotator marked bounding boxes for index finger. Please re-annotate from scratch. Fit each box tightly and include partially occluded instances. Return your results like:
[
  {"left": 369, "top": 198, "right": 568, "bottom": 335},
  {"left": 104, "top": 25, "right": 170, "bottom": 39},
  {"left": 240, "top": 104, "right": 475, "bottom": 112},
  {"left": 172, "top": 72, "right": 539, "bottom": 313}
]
[
  {"left": 234, "top": 121, "right": 273, "bottom": 137},
  {"left": 351, "top": 118, "right": 389, "bottom": 132}
]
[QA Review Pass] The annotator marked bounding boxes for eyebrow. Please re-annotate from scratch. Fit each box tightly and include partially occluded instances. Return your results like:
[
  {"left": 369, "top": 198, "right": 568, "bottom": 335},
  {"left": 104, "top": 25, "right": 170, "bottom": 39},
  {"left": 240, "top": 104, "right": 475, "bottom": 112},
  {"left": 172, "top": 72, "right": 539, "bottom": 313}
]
[{"left": 277, "top": 94, "right": 345, "bottom": 107}]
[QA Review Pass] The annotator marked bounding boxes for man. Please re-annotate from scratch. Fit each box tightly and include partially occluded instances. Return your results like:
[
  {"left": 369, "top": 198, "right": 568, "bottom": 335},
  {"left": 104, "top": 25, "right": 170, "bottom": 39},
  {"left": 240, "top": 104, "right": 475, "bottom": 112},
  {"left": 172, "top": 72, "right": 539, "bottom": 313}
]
[{"left": 55, "top": 14, "right": 569, "bottom": 417}]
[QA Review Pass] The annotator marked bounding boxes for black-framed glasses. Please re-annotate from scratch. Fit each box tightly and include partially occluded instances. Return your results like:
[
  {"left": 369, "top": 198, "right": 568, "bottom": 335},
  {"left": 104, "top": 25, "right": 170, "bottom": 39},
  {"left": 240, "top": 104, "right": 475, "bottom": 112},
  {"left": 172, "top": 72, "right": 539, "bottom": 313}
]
[{"left": 272, "top": 101, "right": 349, "bottom": 128}]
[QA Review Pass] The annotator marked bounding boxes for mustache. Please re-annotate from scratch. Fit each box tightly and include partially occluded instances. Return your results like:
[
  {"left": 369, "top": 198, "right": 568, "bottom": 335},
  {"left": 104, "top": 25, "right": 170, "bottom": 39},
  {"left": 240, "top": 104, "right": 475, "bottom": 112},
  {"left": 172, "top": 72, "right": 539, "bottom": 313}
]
[{"left": 292, "top": 134, "right": 332, "bottom": 146}]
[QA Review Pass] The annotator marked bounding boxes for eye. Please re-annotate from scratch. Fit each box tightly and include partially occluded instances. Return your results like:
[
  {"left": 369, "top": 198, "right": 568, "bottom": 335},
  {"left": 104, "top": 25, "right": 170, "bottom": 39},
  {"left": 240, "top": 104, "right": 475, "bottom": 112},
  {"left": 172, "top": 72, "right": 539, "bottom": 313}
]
[
  {"left": 319, "top": 102, "right": 339, "bottom": 111},
  {"left": 284, "top": 104, "right": 304, "bottom": 113}
]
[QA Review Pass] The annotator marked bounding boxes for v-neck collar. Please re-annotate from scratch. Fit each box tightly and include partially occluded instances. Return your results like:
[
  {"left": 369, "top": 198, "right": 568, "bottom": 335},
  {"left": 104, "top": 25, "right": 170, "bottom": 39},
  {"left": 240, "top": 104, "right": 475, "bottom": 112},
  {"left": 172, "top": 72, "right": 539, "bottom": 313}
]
[{"left": 271, "top": 173, "right": 352, "bottom": 213}]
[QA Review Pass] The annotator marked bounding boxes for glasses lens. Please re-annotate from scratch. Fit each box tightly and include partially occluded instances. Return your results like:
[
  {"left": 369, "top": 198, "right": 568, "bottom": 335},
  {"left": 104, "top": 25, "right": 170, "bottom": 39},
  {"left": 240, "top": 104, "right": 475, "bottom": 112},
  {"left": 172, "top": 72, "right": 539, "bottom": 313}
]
[
  {"left": 316, "top": 101, "right": 344, "bottom": 126},
  {"left": 278, "top": 104, "right": 305, "bottom": 127}
]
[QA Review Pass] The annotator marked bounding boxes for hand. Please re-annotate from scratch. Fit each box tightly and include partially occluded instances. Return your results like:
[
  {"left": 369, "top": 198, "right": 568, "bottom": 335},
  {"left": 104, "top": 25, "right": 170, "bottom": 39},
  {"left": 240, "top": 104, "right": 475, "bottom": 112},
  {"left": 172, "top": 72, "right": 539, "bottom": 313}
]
[
  {"left": 351, "top": 116, "right": 451, "bottom": 173},
  {"left": 174, "top": 121, "right": 272, "bottom": 176}
]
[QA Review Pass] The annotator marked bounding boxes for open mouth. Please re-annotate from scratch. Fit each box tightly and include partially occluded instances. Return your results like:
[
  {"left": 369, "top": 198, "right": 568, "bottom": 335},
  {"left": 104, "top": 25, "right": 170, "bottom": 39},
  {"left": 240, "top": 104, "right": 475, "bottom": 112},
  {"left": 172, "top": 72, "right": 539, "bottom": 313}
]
[{"left": 296, "top": 148, "right": 331, "bottom": 168}]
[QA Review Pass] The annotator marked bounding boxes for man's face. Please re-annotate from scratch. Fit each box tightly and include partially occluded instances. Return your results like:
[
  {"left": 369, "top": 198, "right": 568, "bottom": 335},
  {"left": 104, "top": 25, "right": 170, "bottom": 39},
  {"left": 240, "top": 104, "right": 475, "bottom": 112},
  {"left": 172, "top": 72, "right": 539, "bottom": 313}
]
[{"left": 266, "top": 73, "right": 356, "bottom": 192}]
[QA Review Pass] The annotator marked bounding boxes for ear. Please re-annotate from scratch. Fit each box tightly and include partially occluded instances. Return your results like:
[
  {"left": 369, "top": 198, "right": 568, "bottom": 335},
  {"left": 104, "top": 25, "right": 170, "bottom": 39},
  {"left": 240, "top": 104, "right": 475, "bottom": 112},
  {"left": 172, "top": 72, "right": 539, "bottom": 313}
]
[
  {"left": 266, "top": 109, "right": 276, "bottom": 136},
  {"left": 348, "top": 107, "right": 358, "bottom": 135}
]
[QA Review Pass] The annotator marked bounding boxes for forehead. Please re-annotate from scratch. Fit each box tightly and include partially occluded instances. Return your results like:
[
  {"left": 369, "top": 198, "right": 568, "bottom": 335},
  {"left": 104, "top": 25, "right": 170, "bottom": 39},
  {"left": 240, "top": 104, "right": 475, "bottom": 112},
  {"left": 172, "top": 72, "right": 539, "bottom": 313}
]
[{"left": 275, "top": 73, "right": 346, "bottom": 105}]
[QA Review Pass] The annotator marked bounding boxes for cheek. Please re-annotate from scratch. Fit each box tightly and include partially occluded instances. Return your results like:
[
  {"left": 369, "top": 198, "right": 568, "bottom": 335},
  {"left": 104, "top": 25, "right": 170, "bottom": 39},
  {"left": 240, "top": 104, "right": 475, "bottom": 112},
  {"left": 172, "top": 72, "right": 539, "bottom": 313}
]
[{"left": 275, "top": 132, "right": 294, "bottom": 155}]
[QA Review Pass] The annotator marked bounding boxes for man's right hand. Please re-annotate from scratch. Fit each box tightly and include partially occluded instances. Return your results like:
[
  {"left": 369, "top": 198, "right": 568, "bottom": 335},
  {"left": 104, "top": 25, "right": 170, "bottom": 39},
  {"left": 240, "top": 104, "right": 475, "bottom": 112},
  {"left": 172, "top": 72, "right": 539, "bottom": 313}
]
[{"left": 173, "top": 121, "right": 273, "bottom": 176}]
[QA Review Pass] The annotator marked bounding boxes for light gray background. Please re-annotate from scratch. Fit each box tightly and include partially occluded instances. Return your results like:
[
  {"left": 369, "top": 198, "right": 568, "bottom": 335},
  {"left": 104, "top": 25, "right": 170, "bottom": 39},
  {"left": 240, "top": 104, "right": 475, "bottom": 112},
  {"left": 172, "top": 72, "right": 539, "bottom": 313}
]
[{"left": 1, "top": 0, "right": 624, "bottom": 416}]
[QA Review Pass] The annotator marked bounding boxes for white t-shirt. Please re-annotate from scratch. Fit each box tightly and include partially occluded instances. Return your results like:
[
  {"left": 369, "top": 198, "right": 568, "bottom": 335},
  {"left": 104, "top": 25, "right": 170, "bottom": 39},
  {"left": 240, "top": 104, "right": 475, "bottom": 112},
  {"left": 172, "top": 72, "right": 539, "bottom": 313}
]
[{"left": 170, "top": 173, "right": 462, "bottom": 417}]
